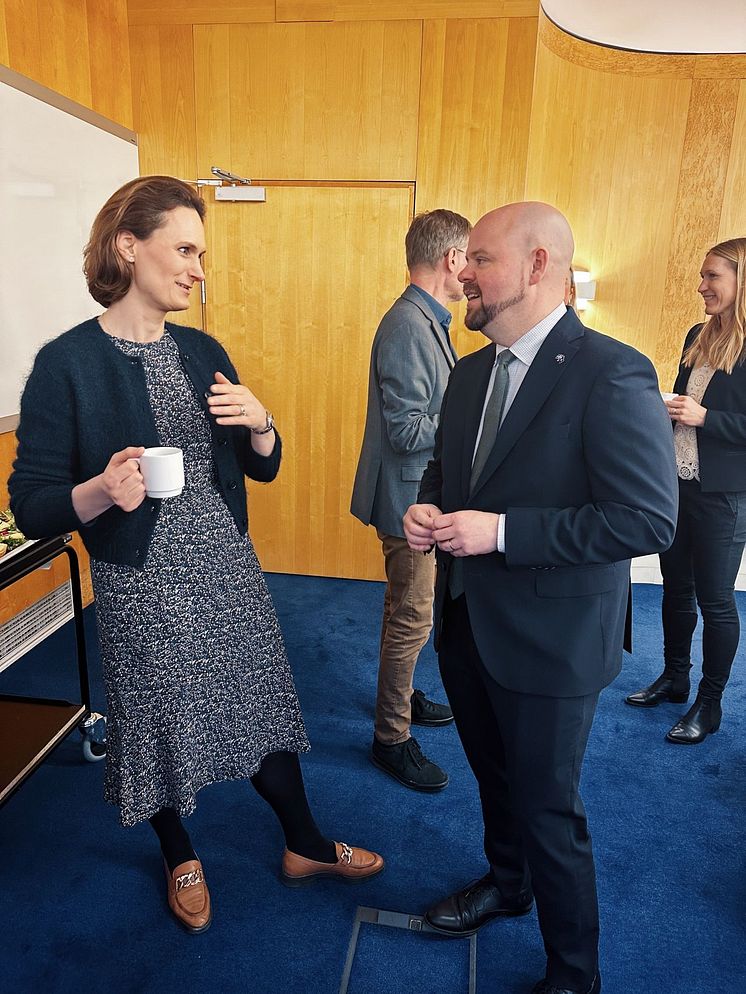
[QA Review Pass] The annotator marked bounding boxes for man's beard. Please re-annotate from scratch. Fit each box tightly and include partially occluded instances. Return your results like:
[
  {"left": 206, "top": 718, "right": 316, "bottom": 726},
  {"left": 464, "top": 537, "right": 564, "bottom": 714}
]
[{"left": 465, "top": 278, "right": 525, "bottom": 331}]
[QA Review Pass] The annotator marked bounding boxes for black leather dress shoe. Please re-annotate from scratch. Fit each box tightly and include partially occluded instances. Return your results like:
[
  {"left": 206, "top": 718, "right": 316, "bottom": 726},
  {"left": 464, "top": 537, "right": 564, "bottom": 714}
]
[
  {"left": 411, "top": 688, "right": 454, "bottom": 726},
  {"left": 425, "top": 874, "right": 532, "bottom": 936},
  {"left": 625, "top": 674, "right": 689, "bottom": 708},
  {"left": 666, "top": 697, "right": 722, "bottom": 744},
  {"left": 531, "top": 973, "right": 600, "bottom": 994},
  {"left": 371, "top": 735, "right": 448, "bottom": 791}
]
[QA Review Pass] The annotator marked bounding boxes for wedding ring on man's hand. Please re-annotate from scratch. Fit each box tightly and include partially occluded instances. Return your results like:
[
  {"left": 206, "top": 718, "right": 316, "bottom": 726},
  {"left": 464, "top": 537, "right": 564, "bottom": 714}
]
[
  {"left": 448, "top": 540, "right": 455, "bottom": 552},
  {"left": 239, "top": 404, "right": 246, "bottom": 417}
]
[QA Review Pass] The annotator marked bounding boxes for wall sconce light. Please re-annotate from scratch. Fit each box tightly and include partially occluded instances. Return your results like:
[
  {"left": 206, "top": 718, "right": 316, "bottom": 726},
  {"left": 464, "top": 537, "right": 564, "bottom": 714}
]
[{"left": 573, "top": 270, "right": 597, "bottom": 311}]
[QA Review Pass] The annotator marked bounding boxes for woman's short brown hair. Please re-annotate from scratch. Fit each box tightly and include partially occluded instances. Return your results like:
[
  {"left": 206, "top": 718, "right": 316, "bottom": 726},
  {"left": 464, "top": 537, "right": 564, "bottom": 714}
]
[{"left": 84, "top": 175, "right": 206, "bottom": 307}]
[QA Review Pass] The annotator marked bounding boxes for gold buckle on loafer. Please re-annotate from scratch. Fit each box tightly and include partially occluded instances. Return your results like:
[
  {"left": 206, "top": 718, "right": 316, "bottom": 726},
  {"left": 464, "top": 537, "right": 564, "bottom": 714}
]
[
  {"left": 175, "top": 867, "right": 205, "bottom": 892},
  {"left": 339, "top": 843, "right": 354, "bottom": 865}
]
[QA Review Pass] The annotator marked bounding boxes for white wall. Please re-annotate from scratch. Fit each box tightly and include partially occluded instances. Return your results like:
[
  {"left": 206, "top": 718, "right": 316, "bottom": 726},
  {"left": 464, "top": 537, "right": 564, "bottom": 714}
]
[
  {"left": 632, "top": 553, "right": 746, "bottom": 590},
  {"left": 542, "top": 0, "right": 746, "bottom": 54}
]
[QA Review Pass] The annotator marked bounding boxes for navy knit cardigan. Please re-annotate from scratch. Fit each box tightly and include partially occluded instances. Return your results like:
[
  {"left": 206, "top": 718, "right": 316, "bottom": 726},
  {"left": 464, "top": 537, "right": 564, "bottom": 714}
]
[{"left": 9, "top": 318, "right": 281, "bottom": 567}]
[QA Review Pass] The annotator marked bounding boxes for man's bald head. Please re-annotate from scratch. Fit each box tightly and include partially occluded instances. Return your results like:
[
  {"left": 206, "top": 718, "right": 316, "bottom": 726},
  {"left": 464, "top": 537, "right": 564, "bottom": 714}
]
[
  {"left": 477, "top": 202, "right": 574, "bottom": 274},
  {"left": 460, "top": 202, "right": 575, "bottom": 345}
]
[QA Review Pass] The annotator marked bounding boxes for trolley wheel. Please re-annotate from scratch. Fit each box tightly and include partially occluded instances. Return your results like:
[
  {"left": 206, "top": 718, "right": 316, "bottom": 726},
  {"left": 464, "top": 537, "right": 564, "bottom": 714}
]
[
  {"left": 79, "top": 712, "right": 107, "bottom": 762},
  {"left": 82, "top": 739, "right": 107, "bottom": 762}
]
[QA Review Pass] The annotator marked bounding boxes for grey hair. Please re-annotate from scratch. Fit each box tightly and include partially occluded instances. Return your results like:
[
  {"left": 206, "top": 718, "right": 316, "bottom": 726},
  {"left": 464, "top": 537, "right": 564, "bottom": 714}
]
[{"left": 405, "top": 209, "right": 471, "bottom": 270}]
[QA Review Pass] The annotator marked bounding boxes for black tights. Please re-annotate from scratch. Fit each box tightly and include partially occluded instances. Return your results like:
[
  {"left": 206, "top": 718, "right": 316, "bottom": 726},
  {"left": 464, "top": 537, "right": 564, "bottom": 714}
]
[{"left": 151, "top": 751, "right": 336, "bottom": 872}]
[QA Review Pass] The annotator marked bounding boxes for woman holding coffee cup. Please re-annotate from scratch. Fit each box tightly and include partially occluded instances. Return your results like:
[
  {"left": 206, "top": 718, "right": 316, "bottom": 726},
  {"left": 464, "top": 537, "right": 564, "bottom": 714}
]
[
  {"left": 626, "top": 237, "right": 746, "bottom": 744},
  {"left": 9, "top": 175, "right": 382, "bottom": 933}
]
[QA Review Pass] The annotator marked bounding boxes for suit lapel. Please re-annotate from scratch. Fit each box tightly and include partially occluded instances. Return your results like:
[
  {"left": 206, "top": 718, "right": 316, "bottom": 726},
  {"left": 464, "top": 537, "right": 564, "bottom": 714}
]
[
  {"left": 401, "top": 285, "right": 457, "bottom": 369},
  {"left": 469, "top": 312, "right": 584, "bottom": 500},
  {"left": 459, "top": 344, "right": 496, "bottom": 501}
]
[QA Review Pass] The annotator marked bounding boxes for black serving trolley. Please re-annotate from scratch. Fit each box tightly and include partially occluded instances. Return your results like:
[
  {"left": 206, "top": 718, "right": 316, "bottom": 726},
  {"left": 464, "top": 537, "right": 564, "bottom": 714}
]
[{"left": 0, "top": 534, "right": 105, "bottom": 808}]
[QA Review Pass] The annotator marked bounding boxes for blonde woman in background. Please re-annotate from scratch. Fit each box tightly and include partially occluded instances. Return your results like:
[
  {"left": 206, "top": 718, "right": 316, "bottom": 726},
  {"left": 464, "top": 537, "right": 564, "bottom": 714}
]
[{"left": 626, "top": 238, "right": 746, "bottom": 744}]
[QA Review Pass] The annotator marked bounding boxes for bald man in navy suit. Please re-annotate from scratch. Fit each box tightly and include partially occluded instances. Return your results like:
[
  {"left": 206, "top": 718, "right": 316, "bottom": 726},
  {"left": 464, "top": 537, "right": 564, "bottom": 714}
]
[{"left": 404, "top": 202, "right": 678, "bottom": 994}]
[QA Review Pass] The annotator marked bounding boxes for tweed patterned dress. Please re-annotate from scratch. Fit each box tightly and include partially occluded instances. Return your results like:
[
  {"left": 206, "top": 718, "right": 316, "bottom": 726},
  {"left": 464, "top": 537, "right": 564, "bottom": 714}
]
[{"left": 90, "top": 331, "right": 310, "bottom": 827}]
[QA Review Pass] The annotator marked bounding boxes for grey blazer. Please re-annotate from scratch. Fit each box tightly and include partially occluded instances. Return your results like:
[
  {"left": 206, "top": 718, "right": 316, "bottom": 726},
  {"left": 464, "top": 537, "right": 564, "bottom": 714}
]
[{"left": 351, "top": 284, "right": 457, "bottom": 537}]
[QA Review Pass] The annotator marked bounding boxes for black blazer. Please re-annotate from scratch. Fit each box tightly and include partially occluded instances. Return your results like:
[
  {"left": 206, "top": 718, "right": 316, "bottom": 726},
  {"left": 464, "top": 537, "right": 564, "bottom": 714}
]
[
  {"left": 418, "top": 308, "right": 678, "bottom": 698},
  {"left": 673, "top": 324, "right": 746, "bottom": 493}
]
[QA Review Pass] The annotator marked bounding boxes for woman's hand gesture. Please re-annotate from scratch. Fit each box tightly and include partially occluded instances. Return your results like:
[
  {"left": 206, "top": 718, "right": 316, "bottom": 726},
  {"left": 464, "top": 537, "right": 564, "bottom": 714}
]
[{"left": 207, "top": 371, "right": 268, "bottom": 431}]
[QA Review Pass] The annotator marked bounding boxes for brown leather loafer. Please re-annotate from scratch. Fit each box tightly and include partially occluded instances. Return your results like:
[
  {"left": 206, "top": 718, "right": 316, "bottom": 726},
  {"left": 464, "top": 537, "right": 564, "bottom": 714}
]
[
  {"left": 164, "top": 858, "right": 212, "bottom": 933},
  {"left": 281, "top": 842, "right": 384, "bottom": 887}
]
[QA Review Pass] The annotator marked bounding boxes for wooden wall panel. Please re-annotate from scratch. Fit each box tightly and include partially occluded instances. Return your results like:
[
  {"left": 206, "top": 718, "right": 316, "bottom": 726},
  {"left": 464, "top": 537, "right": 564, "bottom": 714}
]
[
  {"left": 416, "top": 18, "right": 537, "bottom": 223},
  {"left": 416, "top": 16, "right": 537, "bottom": 358},
  {"left": 2, "top": 0, "right": 133, "bottom": 128},
  {"left": 200, "top": 185, "right": 413, "bottom": 580},
  {"left": 128, "top": 24, "right": 197, "bottom": 180},
  {"left": 127, "top": 0, "right": 275, "bottom": 26},
  {"left": 654, "top": 79, "right": 741, "bottom": 388},
  {"left": 3, "top": 0, "right": 92, "bottom": 109},
  {"left": 0, "top": 3, "right": 8, "bottom": 64},
  {"left": 0, "top": 430, "right": 15, "bottom": 511},
  {"left": 277, "top": 0, "right": 539, "bottom": 19},
  {"left": 126, "top": 0, "right": 539, "bottom": 25},
  {"left": 525, "top": 30, "right": 692, "bottom": 362},
  {"left": 193, "top": 20, "right": 421, "bottom": 181},
  {"left": 719, "top": 80, "right": 746, "bottom": 243},
  {"left": 85, "top": 0, "right": 134, "bottom": 128}
]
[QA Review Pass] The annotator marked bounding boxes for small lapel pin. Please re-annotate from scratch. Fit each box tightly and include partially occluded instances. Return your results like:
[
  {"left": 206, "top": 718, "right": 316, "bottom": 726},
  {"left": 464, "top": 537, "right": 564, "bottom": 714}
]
[{"left": 555, "top": 354, "right": 565, "bottom": 364}]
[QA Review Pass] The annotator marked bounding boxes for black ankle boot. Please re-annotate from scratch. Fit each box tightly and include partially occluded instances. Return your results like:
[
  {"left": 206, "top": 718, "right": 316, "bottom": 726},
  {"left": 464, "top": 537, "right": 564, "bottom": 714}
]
[
  {"left": 625, "top": 673, "right": 690, "bottom": 708},
  {"left": 666, "top": 697, "right": 722, "bottom": 745}
]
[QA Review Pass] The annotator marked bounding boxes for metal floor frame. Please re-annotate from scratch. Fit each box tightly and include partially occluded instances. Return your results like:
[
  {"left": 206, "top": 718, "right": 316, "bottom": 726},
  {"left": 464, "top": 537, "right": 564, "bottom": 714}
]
[{"left": 338, "top": 906, "right": 477, "bottom": 994}]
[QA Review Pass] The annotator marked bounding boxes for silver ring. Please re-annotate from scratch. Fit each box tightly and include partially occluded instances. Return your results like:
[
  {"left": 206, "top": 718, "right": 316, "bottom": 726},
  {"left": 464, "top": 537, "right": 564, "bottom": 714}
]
[
  {"left": 448, "top": 539, "right": 455, "bottom": 552},
  {"left": 239, "top": 404, "right": 246, "bottom": 417}
]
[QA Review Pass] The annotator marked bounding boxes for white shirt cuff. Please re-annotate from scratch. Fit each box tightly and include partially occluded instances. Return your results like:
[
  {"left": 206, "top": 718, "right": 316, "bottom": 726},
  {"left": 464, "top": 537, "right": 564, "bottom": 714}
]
[{"left": 497, "top": 513, "right": 505, "bottom": 553}]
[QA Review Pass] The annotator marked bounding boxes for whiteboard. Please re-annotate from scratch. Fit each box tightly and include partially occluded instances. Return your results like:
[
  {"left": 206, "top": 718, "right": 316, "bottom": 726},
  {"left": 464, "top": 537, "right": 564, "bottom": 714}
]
[{"left": 0, "top": 69, "right": 139, "bottom": 421}]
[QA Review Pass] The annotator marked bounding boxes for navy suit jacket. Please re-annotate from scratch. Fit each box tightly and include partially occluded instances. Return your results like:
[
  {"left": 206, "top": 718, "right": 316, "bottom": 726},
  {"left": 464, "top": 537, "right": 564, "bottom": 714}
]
[
  {"left": 673, "top": 324, "right": 746, "bottom": 493},
  {"left": 418, "top": 307, "right": 678, "bottom": 698}
]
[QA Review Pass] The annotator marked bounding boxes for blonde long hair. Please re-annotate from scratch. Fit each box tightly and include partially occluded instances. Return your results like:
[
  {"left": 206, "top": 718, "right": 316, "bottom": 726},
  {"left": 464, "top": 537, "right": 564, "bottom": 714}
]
[{"left": 683, "top": 237, "right": 746, "bottom": 374}]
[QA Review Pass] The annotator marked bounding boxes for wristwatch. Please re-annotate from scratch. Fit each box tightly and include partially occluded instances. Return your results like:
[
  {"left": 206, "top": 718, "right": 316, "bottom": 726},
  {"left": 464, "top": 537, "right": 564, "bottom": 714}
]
[{"left": 251, "top": 411, "right": 274, "bottom": 435}]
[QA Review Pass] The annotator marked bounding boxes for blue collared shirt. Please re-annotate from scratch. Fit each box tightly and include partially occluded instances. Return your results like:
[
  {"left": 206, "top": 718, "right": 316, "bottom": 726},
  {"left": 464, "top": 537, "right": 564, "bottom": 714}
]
[{"left": 410, "top": 283, "right": 453, "bottom": 343}]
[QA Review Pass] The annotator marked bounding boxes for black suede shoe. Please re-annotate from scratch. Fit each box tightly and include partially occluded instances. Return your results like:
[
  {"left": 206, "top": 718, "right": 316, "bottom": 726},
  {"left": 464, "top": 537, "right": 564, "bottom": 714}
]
[
  {"left": 425, "top": 874, "right": 533, "bottom": 936},
  {"left": 625, "top": 674, "right": 689, "bottom": 707},
  {"left": 371, "top": 735, "right": 448, "bottom": 792},
  {"left": 666, "top": 697, "right": 722, "bottom": 744},
  {"left": 531, "top": 974, "right": 600, "bottom": 994},
  {"left": 411, "top": 688, "right": 454, "bottom": 726}
]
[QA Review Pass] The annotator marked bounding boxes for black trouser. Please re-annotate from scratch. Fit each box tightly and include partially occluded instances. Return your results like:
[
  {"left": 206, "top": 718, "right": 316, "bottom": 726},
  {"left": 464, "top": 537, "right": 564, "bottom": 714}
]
[
  {"left": 660, "top": 478, "right": 746, "bottom": 702},
  {"left": 439, "top": 594, "right": 599, "bottom": 992}
]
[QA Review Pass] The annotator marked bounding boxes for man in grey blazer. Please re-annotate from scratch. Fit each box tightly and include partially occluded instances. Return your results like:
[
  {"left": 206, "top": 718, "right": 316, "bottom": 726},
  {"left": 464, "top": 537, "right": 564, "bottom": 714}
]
[{"left": 351, "top": 209, "right": 471, "bottom": 791}]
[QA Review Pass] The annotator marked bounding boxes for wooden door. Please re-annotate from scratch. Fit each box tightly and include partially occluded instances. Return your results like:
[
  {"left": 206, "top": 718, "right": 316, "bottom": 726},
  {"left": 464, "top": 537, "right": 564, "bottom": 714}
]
[{"left": 200, "top": 183, "right": 413, "bottom": 580}]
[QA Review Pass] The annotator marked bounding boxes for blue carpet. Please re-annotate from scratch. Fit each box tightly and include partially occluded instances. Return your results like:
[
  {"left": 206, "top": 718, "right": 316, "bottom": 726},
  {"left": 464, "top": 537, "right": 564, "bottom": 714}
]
[{"left": 1, "top": 578, "right": 744, "bottom": 994}]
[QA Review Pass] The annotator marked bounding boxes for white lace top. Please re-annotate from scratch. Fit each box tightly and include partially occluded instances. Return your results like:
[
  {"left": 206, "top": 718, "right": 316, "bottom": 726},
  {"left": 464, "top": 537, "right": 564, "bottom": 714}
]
[{"left": 673, "top": 364, "right": 716, "bottom": 481}]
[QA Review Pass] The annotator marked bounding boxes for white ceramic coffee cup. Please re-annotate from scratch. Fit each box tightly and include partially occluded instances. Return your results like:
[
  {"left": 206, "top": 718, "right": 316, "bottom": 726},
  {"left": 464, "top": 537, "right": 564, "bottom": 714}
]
[
  {"left": 660, "top": 391, "right": 678, "bottom": 402},
  {"left": 139, "top": 446, "right": 184, "bottom": 499}
]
